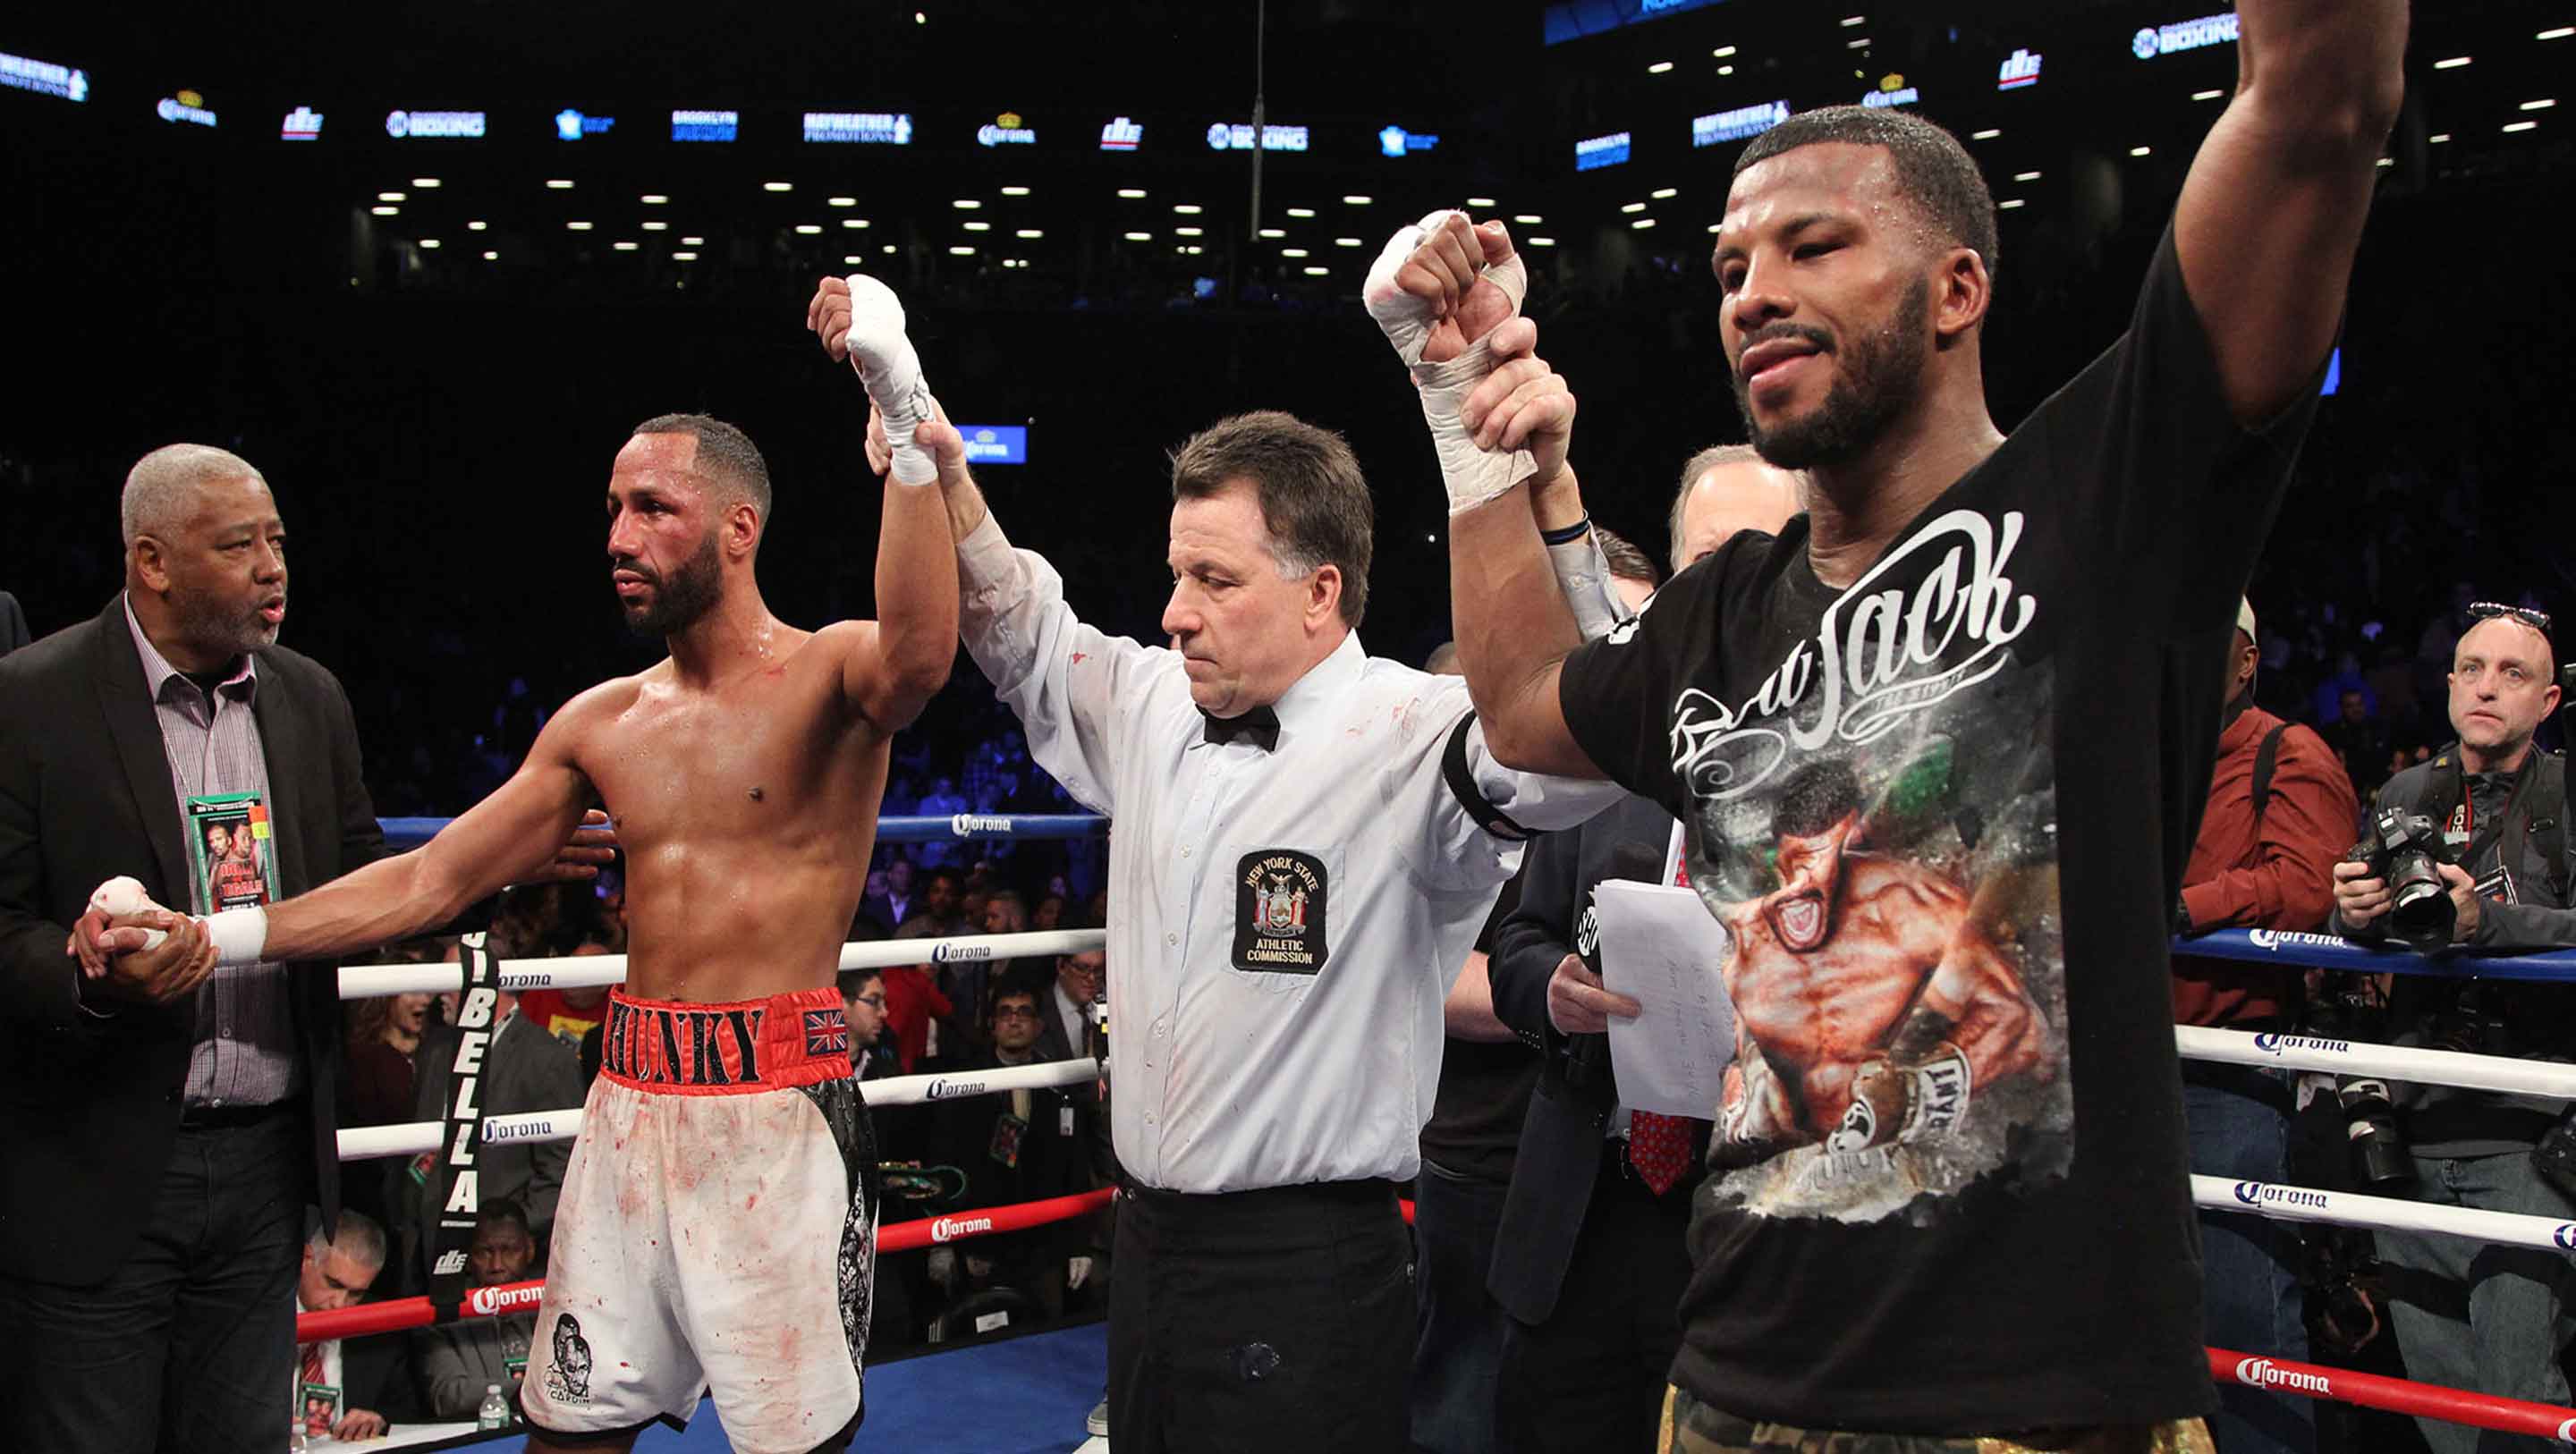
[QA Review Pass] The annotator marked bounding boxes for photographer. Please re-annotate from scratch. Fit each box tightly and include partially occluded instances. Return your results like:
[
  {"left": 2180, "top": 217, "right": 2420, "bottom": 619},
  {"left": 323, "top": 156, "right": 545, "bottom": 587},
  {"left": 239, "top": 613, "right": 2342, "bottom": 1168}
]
[
  {"left": 2175, "top": 600, "right": 2358, "bottom": 1454},
  {"left": 2330, "top": 603, "right": 2576, "bottom": 1446}
]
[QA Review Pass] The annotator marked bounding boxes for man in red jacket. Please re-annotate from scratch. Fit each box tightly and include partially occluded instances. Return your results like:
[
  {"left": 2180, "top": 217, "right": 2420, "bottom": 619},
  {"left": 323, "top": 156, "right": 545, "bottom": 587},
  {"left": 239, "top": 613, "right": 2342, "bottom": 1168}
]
[{"left": 2173, "top": 596, "right": 2360, "bottom": 1454}]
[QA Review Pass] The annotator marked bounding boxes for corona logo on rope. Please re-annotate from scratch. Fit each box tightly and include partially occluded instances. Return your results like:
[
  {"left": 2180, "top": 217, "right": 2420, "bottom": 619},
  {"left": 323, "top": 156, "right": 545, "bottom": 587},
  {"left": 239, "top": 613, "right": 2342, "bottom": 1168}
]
[
  {"left": 2233, "top": 1179, "right": 2330, "bottom": 1211},
  {"left": 2250, "top": 1031, "right": 2351, "bottom": 1056},
  {"left": 950, "top": 813, "right": 1013, "bottom": 836},
  {"left": 2557, "top": 1416, "right": 2576, "bottom": 1442},
  {"left": 486, "top": 1118, "right": 555, "bottom": 1145},
  {"left": 467, "top": 1284, "right": 547, "bottom": 1317},
  {"left": 2246, "top": 929, "right": 2348, "bottom": 952},
  {"left": 930, "top": 1214, "right": 995, "bottom": 1243},
  {"left": 926, "top": 1077, "right": 986, "bottom": 1101},
  {"left": 2555, "top": 1223, "right": 2576, "bottom": 1251},
  {"left": 2233, "top": 1357, "right": 2332, "bottom": 1395},
  {"left": 932, "top": 941, "right": 996, "bottom": 964}
]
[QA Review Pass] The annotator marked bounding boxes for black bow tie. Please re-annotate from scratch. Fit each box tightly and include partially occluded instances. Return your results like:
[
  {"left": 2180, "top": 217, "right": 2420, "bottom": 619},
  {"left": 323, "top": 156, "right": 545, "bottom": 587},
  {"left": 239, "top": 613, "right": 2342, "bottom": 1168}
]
[{"left": 1201, "top": 706, "right": 1282, "bottom": 751}]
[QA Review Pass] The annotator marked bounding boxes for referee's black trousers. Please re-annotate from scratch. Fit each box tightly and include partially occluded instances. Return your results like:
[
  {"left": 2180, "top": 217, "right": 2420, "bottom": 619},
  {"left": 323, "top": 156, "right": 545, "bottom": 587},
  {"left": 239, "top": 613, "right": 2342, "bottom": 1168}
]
[{"left": 1109, "top": 1177, "right": 1412, "bottom": 1453}]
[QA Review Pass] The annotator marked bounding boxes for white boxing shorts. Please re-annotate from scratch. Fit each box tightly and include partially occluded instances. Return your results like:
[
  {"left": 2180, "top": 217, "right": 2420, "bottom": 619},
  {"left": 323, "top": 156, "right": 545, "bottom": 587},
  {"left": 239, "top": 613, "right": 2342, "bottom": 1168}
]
[{"left": 522, "top": 985, "right": 877, "bottom": 1453}]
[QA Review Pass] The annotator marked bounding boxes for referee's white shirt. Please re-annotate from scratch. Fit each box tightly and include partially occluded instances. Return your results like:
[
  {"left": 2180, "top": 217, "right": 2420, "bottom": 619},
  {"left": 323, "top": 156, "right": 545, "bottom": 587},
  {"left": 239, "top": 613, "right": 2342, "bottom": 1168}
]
[{"left": 958, "top": 514, "right": 1619, "bottom": 1194}]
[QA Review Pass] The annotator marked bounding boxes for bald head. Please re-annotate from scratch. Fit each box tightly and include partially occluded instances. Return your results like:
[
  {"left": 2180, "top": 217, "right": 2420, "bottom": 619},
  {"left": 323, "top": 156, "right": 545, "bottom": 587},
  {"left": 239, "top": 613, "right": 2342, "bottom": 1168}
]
[
  {"left": 1670, "top": 445, "right": 1802, "bottom": 572},
  {"left": 123, "top": 444, "right": 264, "bottom": 547}
]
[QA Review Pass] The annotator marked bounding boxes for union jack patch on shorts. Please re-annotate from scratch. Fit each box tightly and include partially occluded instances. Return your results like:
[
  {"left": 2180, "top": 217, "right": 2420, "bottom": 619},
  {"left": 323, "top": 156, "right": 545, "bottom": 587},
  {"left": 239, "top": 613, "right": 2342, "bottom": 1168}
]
[{"left": 804, "top": 1008, "right": 850, "bottom": 1058}]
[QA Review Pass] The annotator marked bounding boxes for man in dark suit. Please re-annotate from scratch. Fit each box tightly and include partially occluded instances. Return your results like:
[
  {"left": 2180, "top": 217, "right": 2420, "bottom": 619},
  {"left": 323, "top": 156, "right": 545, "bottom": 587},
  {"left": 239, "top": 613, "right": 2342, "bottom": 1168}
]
[
  {"left": 856, "top": 854, "right": 919, "bottom": 935},
  {"left": 386, "top": 994, "right": 583, "bottom": 1293},
  {"left": 0, "top": 444, "right": 601, "bottom": 1452},
  {"left": 1484, "top": 795, "right": 1707, "bottom": 1453}
]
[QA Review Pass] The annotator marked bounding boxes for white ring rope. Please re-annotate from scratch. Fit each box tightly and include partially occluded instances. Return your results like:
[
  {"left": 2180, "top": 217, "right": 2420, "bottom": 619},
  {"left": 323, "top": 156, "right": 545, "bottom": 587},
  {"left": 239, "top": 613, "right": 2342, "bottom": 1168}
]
[
  {"left": 336, "top": 1054, "right": 1101, "bottom": 1161},
  {"left": 335, "top": 927, "right": 1107, "bottom": 1000},
  {"left": 2194, "top": 1174, "right": 2576, "bottom": 1253},
  {"left": 2177, "top": 1025, "right": 2576, "bottom": 1102}
]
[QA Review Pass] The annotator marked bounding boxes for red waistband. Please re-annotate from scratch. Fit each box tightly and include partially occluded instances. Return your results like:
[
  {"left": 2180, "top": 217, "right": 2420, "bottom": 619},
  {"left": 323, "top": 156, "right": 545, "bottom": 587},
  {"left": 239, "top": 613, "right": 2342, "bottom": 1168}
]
[{"left": 597, "top": 986, "right": 852, "bottom": 1095}]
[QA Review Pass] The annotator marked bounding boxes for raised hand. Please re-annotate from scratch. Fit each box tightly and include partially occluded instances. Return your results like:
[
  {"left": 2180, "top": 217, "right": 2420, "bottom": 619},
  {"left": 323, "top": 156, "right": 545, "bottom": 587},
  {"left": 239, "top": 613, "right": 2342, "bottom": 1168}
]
[
  {"left": 1363, "top": 211, "right": 1542, "bottom": 514},
  {"left": 807, "top": 274, "right": 938, "bottom": 485}
]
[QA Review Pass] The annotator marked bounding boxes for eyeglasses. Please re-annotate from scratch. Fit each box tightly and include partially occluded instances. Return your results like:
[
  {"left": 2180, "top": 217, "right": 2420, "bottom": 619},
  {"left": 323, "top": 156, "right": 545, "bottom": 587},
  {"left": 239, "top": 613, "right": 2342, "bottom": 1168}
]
[
  {"left": 993, "top": 1004, "right": 1042, "bottom": 1020},
  {"left": 2469, "top": 602, "right": 2554, "bottom": 636},
  {"left": 852, "top": 993, "right": 886, "bottom": 1010}
]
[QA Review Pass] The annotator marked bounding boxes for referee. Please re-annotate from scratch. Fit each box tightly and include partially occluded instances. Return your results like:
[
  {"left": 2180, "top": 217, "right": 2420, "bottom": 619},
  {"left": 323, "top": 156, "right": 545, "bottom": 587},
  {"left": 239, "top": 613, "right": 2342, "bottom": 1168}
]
[{"left": 808, "top": 287, "right": 1618, "bottom": 1449}]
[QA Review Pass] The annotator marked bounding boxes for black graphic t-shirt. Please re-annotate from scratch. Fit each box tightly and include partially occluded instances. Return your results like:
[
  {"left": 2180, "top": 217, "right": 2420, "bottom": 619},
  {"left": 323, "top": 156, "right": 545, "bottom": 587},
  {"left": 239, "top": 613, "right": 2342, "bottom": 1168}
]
[{"left": 1558, "top": 227, "right": 2320, "bottom": 1432}]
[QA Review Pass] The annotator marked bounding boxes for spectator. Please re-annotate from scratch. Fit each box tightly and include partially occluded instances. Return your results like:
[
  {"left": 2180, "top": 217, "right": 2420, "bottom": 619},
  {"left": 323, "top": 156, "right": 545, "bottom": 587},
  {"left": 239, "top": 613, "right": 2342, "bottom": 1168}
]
[
  {"left": 879, "top": 918, "right": 958, "bottom": 1073},
  {"left": 914, "top": 865, "right": 967, "bottom": 935},
  {"left": 343, "top": 987, "right": 434, "bottom": 1129},
  {"left": 2172, "top": 599, "right": 2358, "bottom": 1454},
  {"left": 927, "top": 968, "right": 1098, "bottom": 1319},
  {"left": 2323, "top": 688, "right": 2394, "bottom": 800},
  {"left": 516, "top": 917, "right": 621, "bottom": 1053},
  {"left": 412, "top": 1203, "right": 539, "bottom": 1419},
  {"left": 917, "top": 776, "right": 970, "bottom": 865},
  {"left": 390, "top": 972, "right": 583, "bottom": 1291},
  {"left": 2332, "top": 602, "right": 2576, "bottom": 1449},
  {"left": 293, "top": 1210, "right": 414, "bottom": 1442},
  {"left": 1032, "top": 892, "right": 1067, "bottom": 932},
  {"left": 860, "top": 857, "right": 919, "bottom": 936}
]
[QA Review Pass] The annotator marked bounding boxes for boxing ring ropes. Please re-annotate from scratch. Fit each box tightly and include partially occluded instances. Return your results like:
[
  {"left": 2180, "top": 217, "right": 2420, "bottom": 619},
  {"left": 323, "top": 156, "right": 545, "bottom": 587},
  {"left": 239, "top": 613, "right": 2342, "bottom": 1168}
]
[{"left": 309, "top": 814, "right": 2576, "bottom": 1442}]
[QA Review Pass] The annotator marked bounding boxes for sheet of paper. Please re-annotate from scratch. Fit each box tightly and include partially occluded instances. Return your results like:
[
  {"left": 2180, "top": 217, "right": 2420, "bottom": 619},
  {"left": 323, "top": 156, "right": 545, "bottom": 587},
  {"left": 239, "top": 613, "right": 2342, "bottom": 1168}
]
[{"left": 1592, "top": 879, "right": 1734, "bottom": 1120}]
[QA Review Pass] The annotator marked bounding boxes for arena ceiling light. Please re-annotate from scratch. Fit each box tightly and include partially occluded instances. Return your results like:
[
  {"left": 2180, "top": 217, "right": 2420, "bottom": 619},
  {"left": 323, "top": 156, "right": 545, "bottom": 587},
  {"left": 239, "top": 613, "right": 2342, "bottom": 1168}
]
[
  {"left": 1174, "top": 203, "right": 1204, "bottom": 214},
  {"left": 674, "top": 250, "right": 698, "bottom": 261},
  {"left": 547, "top": 179, "right": 574, "bottom": 190},
  {"left": 1335, "top": 236, "right": 1362, "bottom": 247},
  {"left": 1175, "top": 225, "right": 1204, "bottom": 236},
  {"left": 1258, "top": 227, "right": 1285, "bottom": 237},
  {"left": 843, "top": 218, "right": 869, "bottom": 229},
  {"left": 1342, "top": 195, "right": 1371, "bottom": 205},
  {"left": 1466, "top": 196, "right": 1496, "bottom": 207},
  {"left": 953, "top": 199, "right": 982, "bottom": 208},
  {"left": 1000, "top": 185, "right": 1031, "bottom": 196},
  {"left": 613, "top": 241, "right": 640, "bottom": 251},
  {"left": 1999, "top": 199, "right": 2027, "bottom": 209},
  {"left": 963, "top": 220, "right": 991, "bottom": 231},
  {"left": 643, "top": 194, "right": 670, "bottom": 205},
  {"left": 794, "top": 224, "right": 822, "bottom": 233},
  {"left": 2521, "top": 98, "right": 2557, "bottom": 110},
  {"left": 1970, "top": 128, "right": 2001, "bottom": 139},
  {"left": 827, "top": 195, "right": 856, "bottom": 207},
  {"left": 642, "top": 221, "right": 669, "bottom": 232},
  {"left": 482, "top": 250, "right": 499, "bottom": 260},
  {"left": 2129, "top": 145, "right": 2153, "bottom": 156},
  {"left": 1620, "top": 201, "right": 1648, "bottom": 213},
  {"left": 1016, "top": 228, "right": 1043, "bottom": 238},
  {"left": 1717, "top": 63, "right": 1735, "bottom": 75},
  {"left": 420, "top": 238, "right": 441, "bottom": 249},
  {"left": 411, "top": 178, "right": 441, "bottom": 189},
  {"left": 2434, "top": 55, "right": 2471, "bottom": 69},
  {"left": 1711, "top": 45, "right": 1736, "bottom": 57},
  {"left": 2429, "top": 132, "right": 2453, "bottom": 143},
  {"left": 1631, "top": 217, "right": 1657, "bottom": 229},
  {"left": 950, "top": 245, "right": 977, "bottom": 255},
  {"left": 763, "top": 181, "right": 792, "bottom": 191},
  {"left": 1116, "top": 187, "right": 1148, "bottom": 199},
  {"left": 2504, "top": 120, "right": 2539, "bottom": 131},
  {"left": 2543, "top": 28, "right": 2576, "bottom": 40},
  {"left": 1840, "top": 14, "right": 1865, "bottom": 25},
  {"left": 1513, "top": 213, "right": 1542, "bottom": 224},
  {"left": 467, "top": 221, "right": 487, "bottom": 231},
  {"left": 567, "top": 220, "right": 593, "bottom": 230},
  {"left": 2192, "top": 89, "right": 2225, "bottom": 100},
  {"left": 1302, "top": 266, "right": 1328, "bottom": 275},
  {"left": 2013, "top": 170, "right": 2042, "bottom": 182},
  {"left": 378, "top": 190, "right": 406, "bottom": 201},
  {"left": 682, "top": 234, "right": 705, "bottom": 245},
  {"left": 1527, "top": 236, "right": 1555, "bottom": 247},
  {"left": 1651, "top": 187, "right": 1677, "bottom": 199},
  {"left": 1648, "top": 61, "right": 1674, "bottom": 74},
  {"left": 1123, "top": 231, "right": 1152, "bottom": 241},
  {"left": 1286, "top": 207, "right": 1317, "bottom": 217},
  {"left": 843, "top": 254, "right": 866, "bottom": 265}
]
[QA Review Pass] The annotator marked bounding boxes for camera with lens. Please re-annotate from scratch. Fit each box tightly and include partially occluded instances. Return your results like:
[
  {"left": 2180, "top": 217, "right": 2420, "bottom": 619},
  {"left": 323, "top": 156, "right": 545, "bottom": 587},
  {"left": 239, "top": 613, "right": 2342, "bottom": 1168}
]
[
  {"left": 2301, "top": 983, "right": 2415, "bottom": 1189},
  {"left": 2348, "top": 807, "right": 2462, "bottom": 953}
]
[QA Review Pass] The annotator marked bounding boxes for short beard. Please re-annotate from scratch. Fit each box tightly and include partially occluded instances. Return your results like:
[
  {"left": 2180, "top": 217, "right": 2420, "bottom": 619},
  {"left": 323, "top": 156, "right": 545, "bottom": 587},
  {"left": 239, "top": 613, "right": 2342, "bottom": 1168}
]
[
  {"left": 174, "top": 593, "right": 279, "bottom": 661},
  {"left": 1733, "top": 275, "right": 1933, "bottom": 471},
  {"left": 621, "top": 533, "right": 724, "bottom": 638}
]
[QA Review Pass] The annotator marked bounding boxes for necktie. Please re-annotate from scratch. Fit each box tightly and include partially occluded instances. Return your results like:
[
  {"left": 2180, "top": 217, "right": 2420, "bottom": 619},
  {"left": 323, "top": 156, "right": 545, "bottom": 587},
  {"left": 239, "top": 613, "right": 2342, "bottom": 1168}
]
[
  {"left": 1628, "top": 1112, "right": 1693, "bottom": 1196},
  {"left": 1200, "top": 706, "right": 1282, "bottom": 750}
]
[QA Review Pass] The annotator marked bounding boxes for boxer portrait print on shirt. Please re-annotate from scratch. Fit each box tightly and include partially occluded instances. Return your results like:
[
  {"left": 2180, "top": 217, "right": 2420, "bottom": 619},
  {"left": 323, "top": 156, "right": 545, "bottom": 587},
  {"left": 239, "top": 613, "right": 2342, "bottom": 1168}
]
[{"left": 1668, "top": 510, "right": 2069, "bottom": 1223}]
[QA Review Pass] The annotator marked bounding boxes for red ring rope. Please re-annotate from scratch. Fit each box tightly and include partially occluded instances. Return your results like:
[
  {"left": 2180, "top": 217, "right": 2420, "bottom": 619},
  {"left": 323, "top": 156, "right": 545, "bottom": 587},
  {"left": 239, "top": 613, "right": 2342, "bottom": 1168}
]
[
  {"left": 299, "top": 1186, "right": 1115, "bottom": 1344},
  {"left": 2209, "top": 1348, "right": 2576, "bottom": 1441}
]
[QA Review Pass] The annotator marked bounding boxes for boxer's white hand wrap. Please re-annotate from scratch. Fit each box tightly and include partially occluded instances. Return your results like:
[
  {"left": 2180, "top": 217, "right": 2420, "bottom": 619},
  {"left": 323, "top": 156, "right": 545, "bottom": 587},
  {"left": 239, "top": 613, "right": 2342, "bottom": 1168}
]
[
  {"left": 89, "top": 875, "right": 168, "bottom": 951},
  {"left": 203, "top": 906, "right": 269, "bottom": 968},
  {"left": 1546, "top": 530, "right": 1635, "bottom": 642},
  {"left": 1363, "top": 211, "right": 1538, "bottom": 516},
  {"left": 841, "top": 274, "right": 940, "bottom": 486}
]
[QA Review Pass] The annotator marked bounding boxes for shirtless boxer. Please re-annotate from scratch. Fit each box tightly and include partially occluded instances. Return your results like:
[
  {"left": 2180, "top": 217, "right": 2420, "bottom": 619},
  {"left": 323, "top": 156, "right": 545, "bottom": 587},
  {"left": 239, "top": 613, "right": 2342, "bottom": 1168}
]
[
  {"left": 85, "top": 277, "right": 960, "bottom": 1454},
  {"left": 1711, "top": 758, "right": 2046, "bottom": 1167}
]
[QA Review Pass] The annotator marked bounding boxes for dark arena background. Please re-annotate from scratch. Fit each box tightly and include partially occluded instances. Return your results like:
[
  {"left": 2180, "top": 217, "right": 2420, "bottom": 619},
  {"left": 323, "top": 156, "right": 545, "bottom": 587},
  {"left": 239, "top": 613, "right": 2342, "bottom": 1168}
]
[{"left": 4, "top": 4, "right": 2576, "bottom": 1451}]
